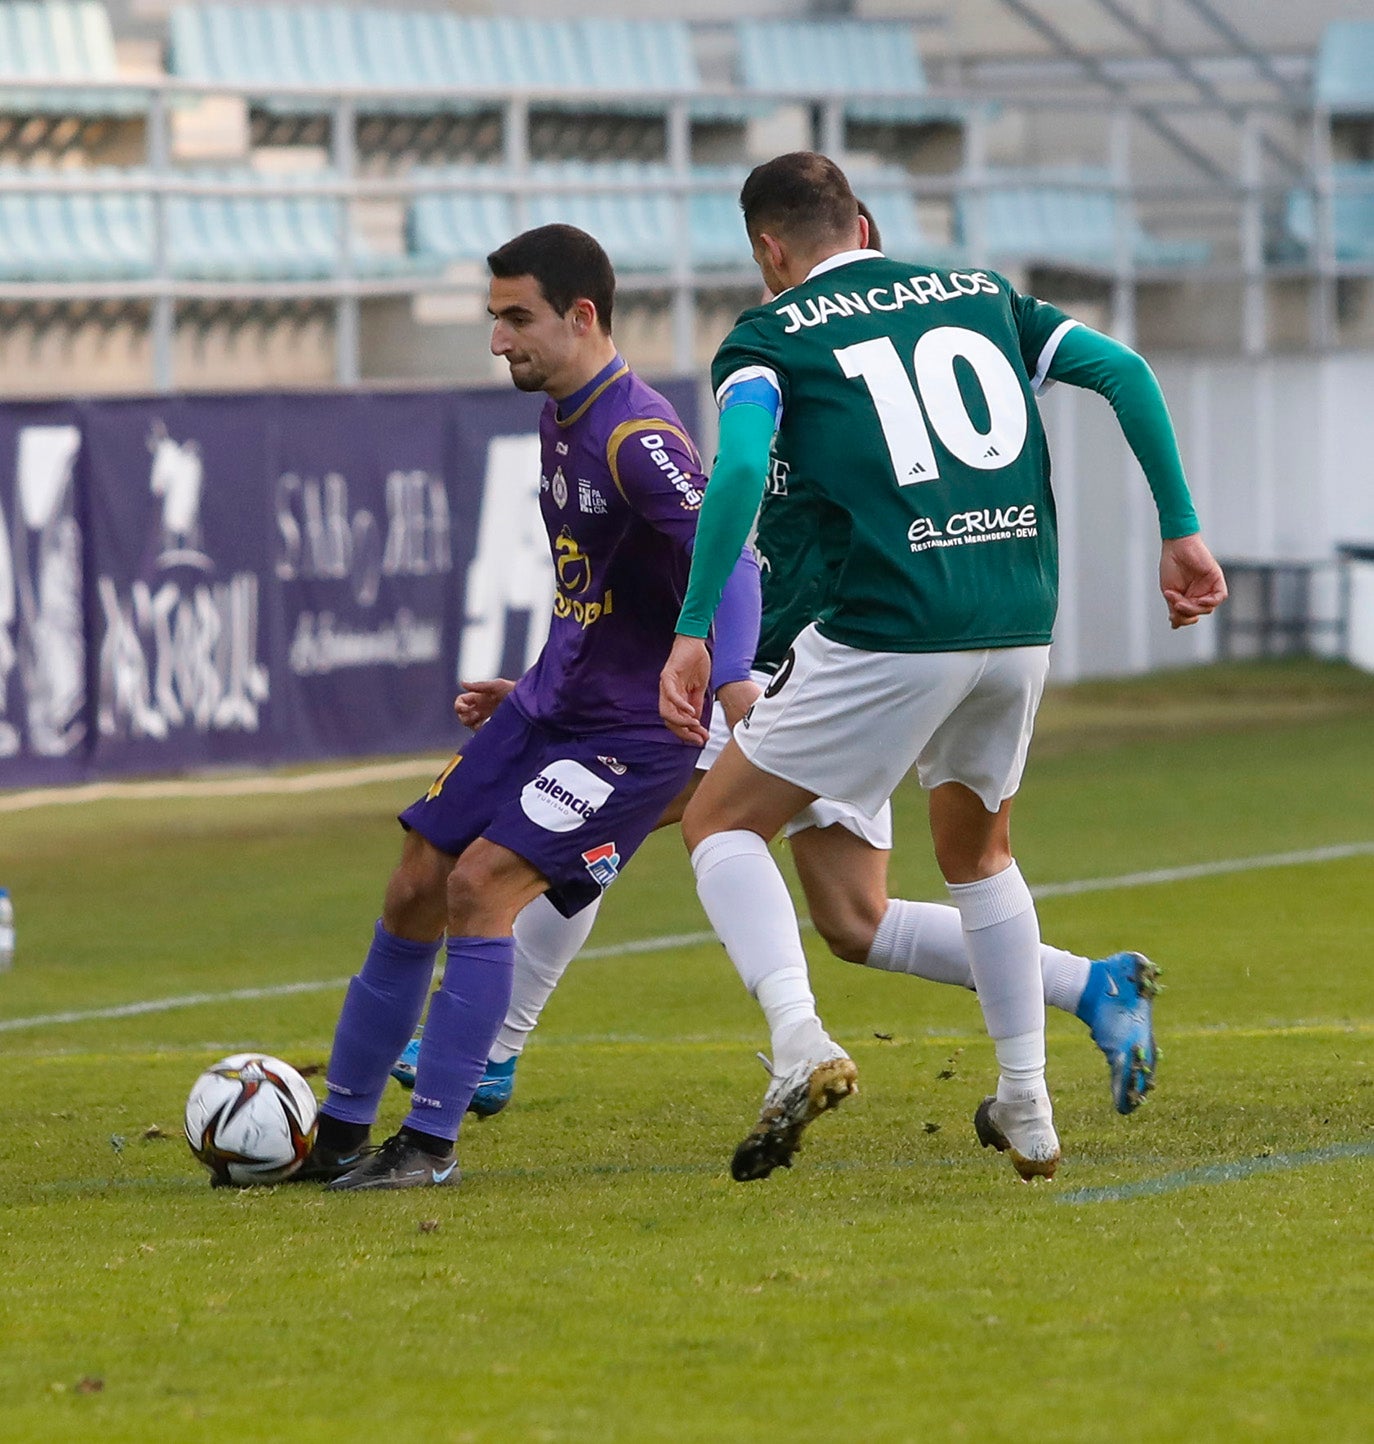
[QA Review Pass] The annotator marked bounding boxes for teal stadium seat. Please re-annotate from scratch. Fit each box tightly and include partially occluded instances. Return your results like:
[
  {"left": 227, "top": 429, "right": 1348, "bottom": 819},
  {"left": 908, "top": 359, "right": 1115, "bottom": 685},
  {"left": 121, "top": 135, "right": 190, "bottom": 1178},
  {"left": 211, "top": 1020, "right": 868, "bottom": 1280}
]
[
  {"left": 0, "top": 172, "right": 151, "bottom": 280},
  {"left": 0, "top": 168, "right": 421, "bottom": 282},
  {"left": 168, "top": 8, "right": 739, "bottom": 122},
  {"left": 171, "top": 6, "right": 368, "bottom": 116},
  {"left": 689, "top": 169, "right": 752, "bottom": 269},
  {"left": 0, "top": 1, "right": 142, "bottom": 116},
  {"left": 409, "top": 164, "right": 676, "bottom": 275},
  {"left": 409, "top": 163, "right": 785, "bottom": 274},
  {"left": 735, "top": 20, "right": 961, "bottom": 125},
  {"left": 1283, "top": 164, "right": 1374, "bottom": 263},
  {"left": 408, "top": 168, "right": 516, "bottom": 266},
  {"left": 1315, "top": 22, "right": 1374, "bottom": 114},
  {"left": 165, "top": 171, "right": 420, "bottom": 280},
  {"left": 959, "top": 169, "right": 1210, "bottom": 271},
  {"left": 850, "top": 166, "right": 965, "bottom": 268}
]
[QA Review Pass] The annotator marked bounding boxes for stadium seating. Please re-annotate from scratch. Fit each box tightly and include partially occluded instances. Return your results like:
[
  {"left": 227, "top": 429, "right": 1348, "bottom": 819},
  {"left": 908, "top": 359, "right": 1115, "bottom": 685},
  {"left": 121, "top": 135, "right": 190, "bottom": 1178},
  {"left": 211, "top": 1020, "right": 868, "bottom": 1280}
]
[
  {"left": 1314, "top": 22, "right": 1374, "bottom": 114},
  {"left": 734, "top": 19, "right": 961, "bottom": 125},
  {"left": 0, "top": 168, "right": 424, "bottom": 282},
  {"left": 410, "top": 164, "right": 697, "bottom": 275},
  {"left": 1281, "top": 164, "right": 1374, "bottom": 264},
  {"left": 167, "top": 7, "right": 748, "bottom": 123},
  {"left": 958, "top": 169, "right": 1211, "bottom": 271},
  {"left": 0, "top": 0, "right": 142, "bottom": 116},
  {"left": 405, "top": 161, "right": 960, "bottom": 277}
]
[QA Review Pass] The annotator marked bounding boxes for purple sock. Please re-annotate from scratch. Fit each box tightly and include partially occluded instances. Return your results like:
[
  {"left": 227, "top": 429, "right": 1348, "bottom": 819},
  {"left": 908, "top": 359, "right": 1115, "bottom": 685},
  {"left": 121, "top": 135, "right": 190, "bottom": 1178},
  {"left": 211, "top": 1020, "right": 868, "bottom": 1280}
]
[
  {"left": 322, "top": 921, "right": 439, "bottom": 1127},
  {"left": 403, "top": 935, "right": 516, "bottom": 1144}
]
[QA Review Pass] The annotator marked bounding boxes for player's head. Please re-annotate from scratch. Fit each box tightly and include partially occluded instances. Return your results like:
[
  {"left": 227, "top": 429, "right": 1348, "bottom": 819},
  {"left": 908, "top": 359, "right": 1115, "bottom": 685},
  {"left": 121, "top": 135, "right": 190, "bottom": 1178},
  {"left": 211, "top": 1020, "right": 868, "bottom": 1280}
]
[
  {"left": 739, "top": 152, "right": 862, "bottom": 293},
  {"left": 487, "top": 224, "right": 616, "bottom": 398},
  {"left": 856, "top": 198, "right": 881, "bottom": 252},
  {"left": 760, "top": 195, "right": 882, "bottom": 302}
]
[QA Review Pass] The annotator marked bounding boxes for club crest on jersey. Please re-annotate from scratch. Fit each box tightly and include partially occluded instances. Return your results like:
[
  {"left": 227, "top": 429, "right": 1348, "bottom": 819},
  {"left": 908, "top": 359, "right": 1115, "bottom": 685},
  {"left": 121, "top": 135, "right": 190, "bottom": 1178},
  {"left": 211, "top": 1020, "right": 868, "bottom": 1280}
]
[
  {"left": 579, "top": 478, "right": 608, "bottom": 515},
  {"left": 551, "top": 467, "right": 569, "bottom": 509},
  {"left": 555, "top": 441, "right": 569, "bottom": 455},
  {"left": 597, "top": 755, "right": 627, "bottom": 775},
  {"left": 582, "top": 841, "right": 621, "bottom": 887}
]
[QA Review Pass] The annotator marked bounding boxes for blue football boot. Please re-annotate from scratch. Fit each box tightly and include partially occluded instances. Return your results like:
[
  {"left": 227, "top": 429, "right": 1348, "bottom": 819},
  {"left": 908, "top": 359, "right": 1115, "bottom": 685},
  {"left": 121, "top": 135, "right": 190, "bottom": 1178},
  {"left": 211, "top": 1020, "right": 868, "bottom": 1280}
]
[
  {"left": 468, "top": 1056, "right": 517, "bottom": 1118},
  {"left": 390, "top": 1034, "right": 517, "bottom": 1118},
  {"left": 1075, "top": 951, "right": 1160, "bottom": 1115},
  {"left": 389, "top": 1031, "right": 422, "bottom": 1089}
]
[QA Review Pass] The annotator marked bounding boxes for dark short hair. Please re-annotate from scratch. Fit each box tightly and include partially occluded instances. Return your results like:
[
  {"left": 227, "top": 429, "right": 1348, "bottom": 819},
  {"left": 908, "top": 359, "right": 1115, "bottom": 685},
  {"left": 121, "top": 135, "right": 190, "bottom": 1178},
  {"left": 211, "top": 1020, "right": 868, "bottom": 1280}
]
[
  {"left": 487, "top": 224, "right": 615, "bottom": 332},
  {"left": 856, "top": 198, "right": 882, "bottom": 252},
  {"left": 739, "top": 152, "right": 859, "bottom": 249}
]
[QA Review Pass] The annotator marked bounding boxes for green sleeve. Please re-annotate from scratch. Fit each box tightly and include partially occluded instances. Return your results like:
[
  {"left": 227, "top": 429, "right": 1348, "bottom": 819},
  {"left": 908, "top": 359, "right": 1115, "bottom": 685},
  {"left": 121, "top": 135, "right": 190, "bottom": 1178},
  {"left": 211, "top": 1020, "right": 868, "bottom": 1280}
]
[
  {"left": 1047, "top": 326, "right": 1200, "bottom": 539},
  {"left": 675, "top": 402, "right": 775, "bottom": 638}
]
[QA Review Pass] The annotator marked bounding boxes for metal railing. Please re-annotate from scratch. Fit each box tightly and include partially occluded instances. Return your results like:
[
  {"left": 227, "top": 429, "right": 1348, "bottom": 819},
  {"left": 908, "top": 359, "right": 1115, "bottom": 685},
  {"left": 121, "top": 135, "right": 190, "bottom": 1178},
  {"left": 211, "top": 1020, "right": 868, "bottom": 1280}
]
[{"left": 0, "top": 73, "right": 1358, "bottom": 388}]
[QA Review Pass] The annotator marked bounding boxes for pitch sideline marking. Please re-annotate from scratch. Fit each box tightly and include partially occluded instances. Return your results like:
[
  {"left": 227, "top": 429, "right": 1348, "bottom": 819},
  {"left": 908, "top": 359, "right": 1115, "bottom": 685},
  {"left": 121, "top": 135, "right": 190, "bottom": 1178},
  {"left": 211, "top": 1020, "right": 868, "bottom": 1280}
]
[
  {"left": 1056, "top": 1140, "right": 1374, "bottom": 1204},
  {"left": 0, "top": 758, "right": 446, "bottom": 814},
  {"left": 30, "top": 1139, "right": 1374, "bottom": 1195},
  {"left": 1, "top": 841, "right": 1371, "bottom": 1036},
  {"left": 14, "top": 1018, "right": 1374, "bottom": 1066}
]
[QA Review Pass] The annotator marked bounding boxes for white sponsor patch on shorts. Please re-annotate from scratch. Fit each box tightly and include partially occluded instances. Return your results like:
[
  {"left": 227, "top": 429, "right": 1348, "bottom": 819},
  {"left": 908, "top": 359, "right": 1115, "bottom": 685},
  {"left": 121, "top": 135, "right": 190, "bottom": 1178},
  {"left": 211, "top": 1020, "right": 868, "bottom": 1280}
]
[{"left": 520, "top": 759, "right": 615, "bottom": 833}]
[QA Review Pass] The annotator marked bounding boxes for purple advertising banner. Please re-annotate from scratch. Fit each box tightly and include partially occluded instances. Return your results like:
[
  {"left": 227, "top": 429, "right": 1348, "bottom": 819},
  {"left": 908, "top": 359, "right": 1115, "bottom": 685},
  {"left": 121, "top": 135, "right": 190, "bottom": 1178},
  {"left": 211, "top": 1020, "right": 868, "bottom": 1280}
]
[{"left": 0, "top": 380, "right": 697, "bottom": 791}]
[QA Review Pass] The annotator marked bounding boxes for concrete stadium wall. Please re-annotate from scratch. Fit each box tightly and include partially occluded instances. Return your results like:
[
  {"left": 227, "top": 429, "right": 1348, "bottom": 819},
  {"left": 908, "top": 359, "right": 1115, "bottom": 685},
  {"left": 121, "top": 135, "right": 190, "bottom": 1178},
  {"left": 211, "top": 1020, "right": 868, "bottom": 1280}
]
[{"left": 1042, "top": 349, "right": 1374, "bottom": 680}]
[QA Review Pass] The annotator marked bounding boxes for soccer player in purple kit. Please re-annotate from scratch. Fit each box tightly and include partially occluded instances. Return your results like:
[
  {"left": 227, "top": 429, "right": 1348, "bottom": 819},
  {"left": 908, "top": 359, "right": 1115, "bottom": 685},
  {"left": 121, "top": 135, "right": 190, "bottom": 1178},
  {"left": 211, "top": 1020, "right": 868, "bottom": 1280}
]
[{"left": 300, "top": 224, "right": 757, "bottom": 1190}]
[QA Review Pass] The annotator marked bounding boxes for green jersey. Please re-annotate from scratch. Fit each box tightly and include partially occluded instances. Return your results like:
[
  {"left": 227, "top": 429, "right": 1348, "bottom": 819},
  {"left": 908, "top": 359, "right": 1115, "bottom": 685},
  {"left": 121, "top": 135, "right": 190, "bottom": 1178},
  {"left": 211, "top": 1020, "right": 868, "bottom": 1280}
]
[
  {"left": 752, "top": 455, "right": 829, "bottom": 673},
  {"left": 712, "top": 254, "right": 1073, "bottom": 654}
]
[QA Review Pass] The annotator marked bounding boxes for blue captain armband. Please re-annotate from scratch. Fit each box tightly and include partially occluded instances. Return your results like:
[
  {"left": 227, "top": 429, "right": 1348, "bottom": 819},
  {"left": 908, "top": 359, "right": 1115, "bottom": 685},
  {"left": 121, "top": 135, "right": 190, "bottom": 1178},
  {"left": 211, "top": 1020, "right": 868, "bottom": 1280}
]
[{"left": 716, "top": 366, "right": 783, "bottom": 427}]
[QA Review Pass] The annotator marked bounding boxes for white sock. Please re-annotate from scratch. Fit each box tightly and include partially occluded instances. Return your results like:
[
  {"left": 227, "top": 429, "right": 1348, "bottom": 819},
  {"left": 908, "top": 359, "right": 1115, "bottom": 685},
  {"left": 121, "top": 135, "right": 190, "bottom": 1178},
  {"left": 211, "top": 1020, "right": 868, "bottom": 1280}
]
[
  {"left": 867, "top": 899, "right": 974, "bottom": 986},
  {"left": 1040, "top": 946, "right": 1092, "bottom": 1015},
  {"left": 947, "top": 862, "right": 1046, "bottom": 1097},
  {"left": 489, "top": 893, "right": 601, "bottom": 1063},
  {"left": 691, "top": 830, "right": 823, "bottom": 1061},
  {"left": 994, "top": 1031, "right": 1049, "bottom": 1105},
  {"left": 868, "top": 899, "right": 1093, "bottom": 1016}
]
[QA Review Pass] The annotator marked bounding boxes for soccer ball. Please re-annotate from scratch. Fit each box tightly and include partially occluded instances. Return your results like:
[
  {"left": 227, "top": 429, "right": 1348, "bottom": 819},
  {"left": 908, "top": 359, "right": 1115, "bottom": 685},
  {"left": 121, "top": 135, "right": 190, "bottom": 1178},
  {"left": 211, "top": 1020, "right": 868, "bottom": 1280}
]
[{"left": 184, "top": 1053, "right": 318, "bottom": 1186}]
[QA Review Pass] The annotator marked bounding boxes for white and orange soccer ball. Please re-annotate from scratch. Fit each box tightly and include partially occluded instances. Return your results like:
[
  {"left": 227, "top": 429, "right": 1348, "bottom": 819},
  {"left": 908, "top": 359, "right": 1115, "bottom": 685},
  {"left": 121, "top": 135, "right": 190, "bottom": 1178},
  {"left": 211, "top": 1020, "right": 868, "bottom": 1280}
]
[{"left": 184, "top": 1053, "right": 318, "bottom": 1186}]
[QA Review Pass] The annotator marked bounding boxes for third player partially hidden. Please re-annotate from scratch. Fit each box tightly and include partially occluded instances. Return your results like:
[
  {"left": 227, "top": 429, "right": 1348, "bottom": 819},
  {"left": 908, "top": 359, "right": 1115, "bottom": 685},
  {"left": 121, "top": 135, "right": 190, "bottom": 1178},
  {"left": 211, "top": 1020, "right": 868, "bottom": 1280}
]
[{"left": 661, "top": 152, "right": 1227, "bottom": 1183}]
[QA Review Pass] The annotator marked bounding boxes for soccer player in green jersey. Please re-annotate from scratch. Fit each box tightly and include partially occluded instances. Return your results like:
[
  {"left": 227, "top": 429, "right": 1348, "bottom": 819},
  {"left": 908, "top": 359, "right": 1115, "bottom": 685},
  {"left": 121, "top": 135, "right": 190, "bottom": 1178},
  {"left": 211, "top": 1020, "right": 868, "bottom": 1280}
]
[{"left": 661, "top": 152, "right": 1227, "bottom": 1183}]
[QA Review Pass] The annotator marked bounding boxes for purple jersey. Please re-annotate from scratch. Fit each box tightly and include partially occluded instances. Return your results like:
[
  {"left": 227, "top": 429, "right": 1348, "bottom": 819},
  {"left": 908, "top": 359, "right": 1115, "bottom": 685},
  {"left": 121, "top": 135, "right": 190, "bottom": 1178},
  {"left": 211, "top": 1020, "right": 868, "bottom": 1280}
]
[{"left": 510, "top": 356, "right": 709, "bottom": 746}]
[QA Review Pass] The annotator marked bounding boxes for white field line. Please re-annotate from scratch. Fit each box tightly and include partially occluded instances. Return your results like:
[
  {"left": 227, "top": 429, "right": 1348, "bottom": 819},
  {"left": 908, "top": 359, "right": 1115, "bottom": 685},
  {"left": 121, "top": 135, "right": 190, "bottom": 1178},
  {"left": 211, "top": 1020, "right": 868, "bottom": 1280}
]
[
  {"left": 0, "top": 758, "right": 446, "bottom": 813},
  {"left": 2, "top": 840, "right": 1370, "bottom": 1036}
]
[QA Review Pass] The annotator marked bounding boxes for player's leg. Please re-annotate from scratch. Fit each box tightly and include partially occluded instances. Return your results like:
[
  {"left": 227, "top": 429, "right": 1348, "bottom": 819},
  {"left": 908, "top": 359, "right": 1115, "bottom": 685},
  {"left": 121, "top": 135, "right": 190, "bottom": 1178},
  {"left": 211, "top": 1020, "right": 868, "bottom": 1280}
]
[
  {"left": 922, "top": 646, "right": 1058, "bottom": 1181},
  {"left": 303, "top": 827, "right": 456, "bottom": 1181},
  {"left": 336, "top": 731, "right": 700, "bottom": 1190},
  {"left": 684, "top": 739, "right": 830, "bottom": 1073},
  {"left": 331, "top": 839, "right": 550, "bottom": 1191},
  {"left": 790, "top": 810, "right": 1155, "bottom": 1113},
  {"left": 931, "top": 783, "right": 1058, "bottom": 1180},
  {"left": 309, "top": 707, "right": 545, "bottom": 1185},
  {"left": 686, "top": 625, "right": 961, "bottom": 1179},
  {"left": 391, "top": 767, "right": 702, "bottom": 1106},
  {"left": 683, "top": 738, "right": 858, "bottom": 1180}
]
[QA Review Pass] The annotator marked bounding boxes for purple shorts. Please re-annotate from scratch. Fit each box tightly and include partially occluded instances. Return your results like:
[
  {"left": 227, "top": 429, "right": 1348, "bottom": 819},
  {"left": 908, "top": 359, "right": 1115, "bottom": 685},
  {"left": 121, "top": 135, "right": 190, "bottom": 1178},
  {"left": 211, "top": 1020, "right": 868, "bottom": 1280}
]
[{"left": 399, "top": 700, "right": 699, "bottom": 917}]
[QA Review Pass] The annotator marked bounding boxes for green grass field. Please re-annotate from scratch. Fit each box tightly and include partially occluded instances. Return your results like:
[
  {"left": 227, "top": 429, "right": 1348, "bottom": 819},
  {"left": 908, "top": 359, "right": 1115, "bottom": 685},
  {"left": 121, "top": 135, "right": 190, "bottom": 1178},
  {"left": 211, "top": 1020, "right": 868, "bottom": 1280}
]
[{"left": 2, "top": 661, "right": 1372, "bottom": 1443}]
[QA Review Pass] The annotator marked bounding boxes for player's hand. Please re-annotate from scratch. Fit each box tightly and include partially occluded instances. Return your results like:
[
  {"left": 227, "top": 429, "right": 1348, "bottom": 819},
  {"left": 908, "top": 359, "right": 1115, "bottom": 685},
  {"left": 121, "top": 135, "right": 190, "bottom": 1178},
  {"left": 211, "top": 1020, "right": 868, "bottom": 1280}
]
[
  {"left": 454, "top": 677, "right": 515, "bottom": 730},
  {"left": 1160, "top": 533, "right": 1227, "bottom": 629},
  {"left": 714, "top": 677, "right": 762, "bottom": 730},
  {"left": 660, "top": 635, "right": 712, "bottom": 746}
]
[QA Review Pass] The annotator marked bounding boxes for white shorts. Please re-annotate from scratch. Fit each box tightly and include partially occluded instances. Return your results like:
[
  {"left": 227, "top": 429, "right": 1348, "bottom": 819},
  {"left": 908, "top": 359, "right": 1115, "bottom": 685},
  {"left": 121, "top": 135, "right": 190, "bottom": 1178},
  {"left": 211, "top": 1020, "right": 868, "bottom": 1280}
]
[
  {"left": 734, "top": 624, "right": 1050, "bottom": 816},
  {"left": 697, "top": 668, "right": 894, "bottom": 849}
]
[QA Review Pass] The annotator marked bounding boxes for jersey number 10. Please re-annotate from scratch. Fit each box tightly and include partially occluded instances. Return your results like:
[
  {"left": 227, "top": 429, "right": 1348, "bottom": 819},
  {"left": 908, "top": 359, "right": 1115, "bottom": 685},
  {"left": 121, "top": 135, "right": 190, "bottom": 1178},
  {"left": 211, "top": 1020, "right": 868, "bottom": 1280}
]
[{"left": 835, "top": 326, "right": 1029, "bottom": 486}]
